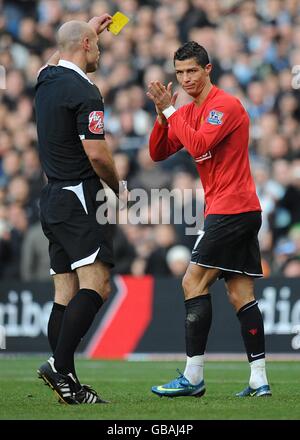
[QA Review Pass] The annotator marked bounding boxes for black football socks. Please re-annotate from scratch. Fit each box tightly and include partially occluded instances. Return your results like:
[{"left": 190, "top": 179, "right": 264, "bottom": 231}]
[
  {"left": 53, "top": 289, "right": 103, "bottom": 375},
  {"left": 185, "top": 294, "right": 212, "bottom": 356},
  {"left": 237, "top": 300, "right": 265, "bottom": 363},
  {"left": 48, "top": 302, "right": 66, "bottom": 353},
  {"left": 47, "top": 301, "right": 76, "bottom": 378}
]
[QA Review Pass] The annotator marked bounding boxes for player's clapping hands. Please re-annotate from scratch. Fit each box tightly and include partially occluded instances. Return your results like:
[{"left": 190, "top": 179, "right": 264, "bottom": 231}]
[
  {"left": 147, "top": 81, "right": 178, "bottom": 111},
  {"left": 147, "top": 81, "right": 178, "bottom": 125}
]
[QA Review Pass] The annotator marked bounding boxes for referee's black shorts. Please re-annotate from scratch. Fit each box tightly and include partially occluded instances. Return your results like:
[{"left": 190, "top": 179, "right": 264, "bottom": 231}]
[
  {"left": 191, "top": 211, "right": 263, "bottom": 279},
  {"left": 40, "top": 177, "right": 114, "bottom": 275}
]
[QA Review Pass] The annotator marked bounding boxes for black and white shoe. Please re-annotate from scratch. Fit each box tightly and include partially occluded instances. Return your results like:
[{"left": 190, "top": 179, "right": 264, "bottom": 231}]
[
  {"left": 38, "top": 357, "right": 108, "bottom": 405},
  {"left": 74, "top": 384, "right": 109, "bottom": 404},
  {"left": 37, "top": 357, "right": 80, "bottom": 404}
]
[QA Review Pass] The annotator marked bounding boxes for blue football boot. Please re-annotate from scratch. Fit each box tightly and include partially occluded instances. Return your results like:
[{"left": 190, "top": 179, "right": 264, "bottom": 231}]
[
  {"left": 152, "top": 370, "right": 205, "bottom": 398},
  {"left": 236, "top": 384, "right": 272, "bottom": 397}
]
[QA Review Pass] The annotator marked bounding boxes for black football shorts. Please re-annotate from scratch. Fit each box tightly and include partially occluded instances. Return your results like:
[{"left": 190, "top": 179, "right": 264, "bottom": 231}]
[
  {"left": 40, "top": 177, "right": 114, "bottom": 275},
  {"left": 190, "top": 211, "right": 263, "bottom": 279}
]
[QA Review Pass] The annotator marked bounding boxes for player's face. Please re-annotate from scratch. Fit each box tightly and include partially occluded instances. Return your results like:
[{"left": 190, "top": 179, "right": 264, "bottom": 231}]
[
  {"left": 86, "top": 33, "right": 100, "bottom": 73},
  {"left": 175, "top": 58, "right": 211, "bottom": 97}
]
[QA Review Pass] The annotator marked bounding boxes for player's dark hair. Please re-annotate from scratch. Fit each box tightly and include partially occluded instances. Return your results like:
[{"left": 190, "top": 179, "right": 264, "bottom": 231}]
[{"left": 174, "top": 41, "right": 210, "bottom": 68}]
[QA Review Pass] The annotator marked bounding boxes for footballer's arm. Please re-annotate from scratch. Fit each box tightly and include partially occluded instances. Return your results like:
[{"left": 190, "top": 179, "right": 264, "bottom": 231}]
[{"left": 82, "top": 139, "right": 120, "bottom": 195}]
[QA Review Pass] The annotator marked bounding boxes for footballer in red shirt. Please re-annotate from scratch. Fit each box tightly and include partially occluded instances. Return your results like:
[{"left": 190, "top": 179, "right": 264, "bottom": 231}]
[{"left": 147, "top": 42, "right": 271, "bottom": 399}]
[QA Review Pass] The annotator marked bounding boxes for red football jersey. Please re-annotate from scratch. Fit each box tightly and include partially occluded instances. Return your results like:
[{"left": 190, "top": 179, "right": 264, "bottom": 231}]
[{"left": 149, "top": 85, "right": 261, "bottom": 216}]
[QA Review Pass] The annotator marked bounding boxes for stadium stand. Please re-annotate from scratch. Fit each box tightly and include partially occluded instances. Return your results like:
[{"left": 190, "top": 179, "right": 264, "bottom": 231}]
[{"left": 0, "top": 0, "right": 300, "bottom": 280}]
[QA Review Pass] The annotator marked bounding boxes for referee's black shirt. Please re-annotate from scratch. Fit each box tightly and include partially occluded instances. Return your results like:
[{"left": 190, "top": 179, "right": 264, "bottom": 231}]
[{"left": 35, "top": 61, "right": 105, "bottom": 181}]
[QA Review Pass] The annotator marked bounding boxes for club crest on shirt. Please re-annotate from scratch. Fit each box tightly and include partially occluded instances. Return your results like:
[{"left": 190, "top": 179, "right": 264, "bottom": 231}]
[
  {"left": 207, "top": 110, "right": 223, "bottom": 125},
  {"left": 89, "top": 111, "right": 104, "bottom": 134}
]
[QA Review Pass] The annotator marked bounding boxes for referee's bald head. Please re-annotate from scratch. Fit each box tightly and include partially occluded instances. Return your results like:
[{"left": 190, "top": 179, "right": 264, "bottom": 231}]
[{"left": 57, "top": 20, "right": 97, "bottom": 52}]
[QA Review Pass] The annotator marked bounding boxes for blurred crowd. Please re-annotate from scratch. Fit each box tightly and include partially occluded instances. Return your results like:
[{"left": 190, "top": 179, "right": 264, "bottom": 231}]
[{"left": 0, "top": 0, "right": 300, "bottom": 281}]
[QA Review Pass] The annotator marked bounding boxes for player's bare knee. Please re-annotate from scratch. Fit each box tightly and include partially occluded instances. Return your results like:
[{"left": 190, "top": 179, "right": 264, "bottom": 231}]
[
  {"left": 182, "top": 272, "right": 193, "bottom": 296},
  {"left": 54, "top": 272, "right": 78, "bottom": 305},
  {"left": 226, "top": 276, "right": 255, "bottom": 310},
  {"left": 227, "top": 289, "right": 240, "bottom": 308},
  {"left": 227, "top": 288, "right": 252, "bottom": 311},
  {"left": 182, "top": 272, "right": 205, "bottom": 299},
  {"left": 84, "top": 277, "right": 111, "bottom": 300},
  {"left": 101, "top": 279, "right": 111, "bottom": 301},
  {"left": 225, "top": 280, "right": 240, "bottom": 306}
]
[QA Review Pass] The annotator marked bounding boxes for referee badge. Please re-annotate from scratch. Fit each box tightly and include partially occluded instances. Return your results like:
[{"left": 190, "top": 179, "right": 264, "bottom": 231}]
[
  {"left": 89, "top": 111, "right": 104, "bottom": 134},
  {"left": 207, "top": 110, "right": 223, "bottom": 125}
]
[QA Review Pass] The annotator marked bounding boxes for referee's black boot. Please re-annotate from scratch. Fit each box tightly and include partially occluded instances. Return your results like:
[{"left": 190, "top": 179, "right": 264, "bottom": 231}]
[
  {"left": 38, "top": 357, "right": 109, "bottom": 404},
  {"left": 73, "top": 384, "right": 109, "bottom": 404},
  {"left": 37, "top": 357, "right": 80, "bottom": 404}
]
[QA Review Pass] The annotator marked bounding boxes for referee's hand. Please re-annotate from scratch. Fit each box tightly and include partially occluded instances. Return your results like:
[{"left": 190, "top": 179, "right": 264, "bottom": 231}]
[{"left": 89, "top": 14, "right": 113, "bottom": 35}]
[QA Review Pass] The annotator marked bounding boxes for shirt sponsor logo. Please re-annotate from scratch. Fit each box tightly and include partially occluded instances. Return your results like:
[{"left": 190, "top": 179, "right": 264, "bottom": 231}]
[
  {"left": 207, "top": 110, "right": 223, "bottom": 125},
  {"left": 89, "top": 111, "right": 104, "bottom": 134},
  {"left": 195, "top": 151, "right": 212, "bottom": 163}
]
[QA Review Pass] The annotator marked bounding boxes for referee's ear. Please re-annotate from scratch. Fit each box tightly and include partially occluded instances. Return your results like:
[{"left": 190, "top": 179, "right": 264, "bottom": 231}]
[{"left": 82, "top": 36, "right": 91, "bottom": 51}]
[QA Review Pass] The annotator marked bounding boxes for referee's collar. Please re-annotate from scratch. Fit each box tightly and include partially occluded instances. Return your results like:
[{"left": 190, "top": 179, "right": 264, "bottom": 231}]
[{"left": 58, "top": 59, "right": 94, "bottom": 85}]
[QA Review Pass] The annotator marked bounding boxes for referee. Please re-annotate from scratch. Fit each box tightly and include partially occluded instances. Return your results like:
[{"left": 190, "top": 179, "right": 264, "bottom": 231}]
[{"left": 36, "top": 16, "right": 124, "bottom": 404}]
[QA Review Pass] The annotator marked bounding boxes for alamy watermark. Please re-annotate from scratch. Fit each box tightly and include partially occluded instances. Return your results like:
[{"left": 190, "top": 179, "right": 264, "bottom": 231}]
[
  {"left": 291, "top": 65, "right": 300, "bottom": 89},
  {"left": 0, "top": 65, "right": 6, "bottom": 90},
  {"left": 96, "top": 183, "right": 204, "bottom": 235},
  {"left": 0, "top": 325, "right": 6, "bottom": 349},
  {"left": 291, "top": 325, "right": 300, "bottom": 350}
]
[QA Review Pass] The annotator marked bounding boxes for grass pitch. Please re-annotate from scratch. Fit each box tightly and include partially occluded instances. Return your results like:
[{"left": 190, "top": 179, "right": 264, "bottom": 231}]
[{"left": 0, "top": 358, "right": 299, "bottom": 420}]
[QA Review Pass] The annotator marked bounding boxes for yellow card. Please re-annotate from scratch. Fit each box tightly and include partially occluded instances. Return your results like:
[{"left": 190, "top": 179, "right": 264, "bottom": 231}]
[{"left": 108, "top": 12, "right": 130, "bottom": 35}]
